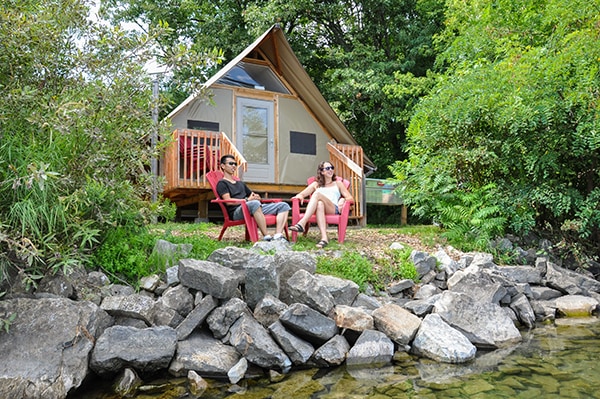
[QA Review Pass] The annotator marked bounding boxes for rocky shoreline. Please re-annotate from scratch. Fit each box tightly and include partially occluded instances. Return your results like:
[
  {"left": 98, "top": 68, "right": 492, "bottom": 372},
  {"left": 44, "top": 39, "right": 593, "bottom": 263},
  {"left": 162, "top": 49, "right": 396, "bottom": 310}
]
[{"left": 0, "top": 239, "right": 599, "bottom": 398}]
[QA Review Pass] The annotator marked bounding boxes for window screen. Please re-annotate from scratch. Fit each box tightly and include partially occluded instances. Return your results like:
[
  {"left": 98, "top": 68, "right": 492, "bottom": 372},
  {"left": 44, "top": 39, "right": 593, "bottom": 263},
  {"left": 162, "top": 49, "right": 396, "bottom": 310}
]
[
  {"left": 187, "top": 120, "right": 220, "bottom": 131},
  {"left": 290, "top": 131, "right": 316, "bottom": 155}
]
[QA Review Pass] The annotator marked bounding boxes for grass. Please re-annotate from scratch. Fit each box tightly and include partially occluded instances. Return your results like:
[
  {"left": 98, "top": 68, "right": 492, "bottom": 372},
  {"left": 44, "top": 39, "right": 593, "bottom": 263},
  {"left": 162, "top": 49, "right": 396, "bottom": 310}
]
[{"left": 92, "top": 221, "right": 442, "bottom": 292}]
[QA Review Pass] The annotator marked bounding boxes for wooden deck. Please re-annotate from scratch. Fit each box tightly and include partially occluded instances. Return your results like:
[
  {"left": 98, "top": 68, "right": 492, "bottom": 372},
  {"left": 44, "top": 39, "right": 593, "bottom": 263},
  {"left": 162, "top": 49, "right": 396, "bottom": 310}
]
[{"left": 160, "top": 129, "right": 365, "bottom": 222}]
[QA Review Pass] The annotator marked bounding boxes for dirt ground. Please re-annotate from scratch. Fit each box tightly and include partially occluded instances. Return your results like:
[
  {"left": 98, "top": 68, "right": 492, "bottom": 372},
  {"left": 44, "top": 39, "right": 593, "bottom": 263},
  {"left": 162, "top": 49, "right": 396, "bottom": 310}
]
[{"left": 203, "top": 224, "right": 443, "bottom": 258}]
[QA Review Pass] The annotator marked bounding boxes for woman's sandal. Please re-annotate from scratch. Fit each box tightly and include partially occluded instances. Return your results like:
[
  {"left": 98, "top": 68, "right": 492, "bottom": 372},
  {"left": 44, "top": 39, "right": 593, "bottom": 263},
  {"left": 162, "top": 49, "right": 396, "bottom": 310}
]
[
  {"left": 316, "top": 240, "right": 328, "bottom": 249},
  {"left": 289, "top": 223, "right": 305, "bottom": 233}
]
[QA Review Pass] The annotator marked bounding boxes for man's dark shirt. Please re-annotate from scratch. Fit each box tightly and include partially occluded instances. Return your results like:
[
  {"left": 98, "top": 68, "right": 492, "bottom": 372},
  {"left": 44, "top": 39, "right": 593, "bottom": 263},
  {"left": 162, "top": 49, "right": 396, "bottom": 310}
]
[{"left": 216, "top": 179, "right": 252, "bottom": 219}]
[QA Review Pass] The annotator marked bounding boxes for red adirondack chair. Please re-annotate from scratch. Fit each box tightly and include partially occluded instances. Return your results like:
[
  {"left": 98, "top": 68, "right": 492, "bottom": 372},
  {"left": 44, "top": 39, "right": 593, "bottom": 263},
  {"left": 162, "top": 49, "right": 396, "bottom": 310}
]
[
  {"left": 291, "top": 176, "right": 353, "bottom": 243},
  {"left": 206, "top": 170, "right": 289, "bottom": 242},
  {"left": 179, "top": 137, "right": 220, "bottom": 178}
]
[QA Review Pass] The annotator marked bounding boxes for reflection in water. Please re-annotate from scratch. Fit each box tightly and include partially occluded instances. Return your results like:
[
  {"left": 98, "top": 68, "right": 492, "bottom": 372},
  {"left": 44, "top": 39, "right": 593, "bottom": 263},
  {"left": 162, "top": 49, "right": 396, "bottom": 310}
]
[{"left": 74, "top": 318, "right": 600, "bottom": 398}]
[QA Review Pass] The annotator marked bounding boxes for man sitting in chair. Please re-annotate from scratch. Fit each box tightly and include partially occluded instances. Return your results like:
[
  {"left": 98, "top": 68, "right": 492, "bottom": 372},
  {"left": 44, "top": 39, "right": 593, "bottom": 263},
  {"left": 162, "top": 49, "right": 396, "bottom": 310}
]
[{"left": 216, "top": 154, "right": 290, "bottom": 241}]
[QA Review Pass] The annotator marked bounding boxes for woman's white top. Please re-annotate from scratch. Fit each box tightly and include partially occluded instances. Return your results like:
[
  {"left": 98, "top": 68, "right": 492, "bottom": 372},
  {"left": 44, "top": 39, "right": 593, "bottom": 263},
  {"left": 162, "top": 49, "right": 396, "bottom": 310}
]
[{"left": 315, "top": 183, "right": 341, "bottom": 204}]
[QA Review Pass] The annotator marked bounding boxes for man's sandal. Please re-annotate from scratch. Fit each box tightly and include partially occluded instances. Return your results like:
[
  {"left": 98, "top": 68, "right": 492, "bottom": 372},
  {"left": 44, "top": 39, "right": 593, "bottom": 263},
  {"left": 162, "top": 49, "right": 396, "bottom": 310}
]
[
  {"left": 289, "top": 224, "right": 305, "bottom": 233},
  {"left": 316, "top": 240, "right": 328, "bottom": 249}
]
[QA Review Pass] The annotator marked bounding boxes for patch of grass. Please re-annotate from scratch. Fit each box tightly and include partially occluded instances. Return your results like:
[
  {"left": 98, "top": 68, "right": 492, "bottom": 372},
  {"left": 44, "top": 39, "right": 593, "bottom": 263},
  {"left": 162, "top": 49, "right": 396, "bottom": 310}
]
[
  {"left": 316, "top": 251, "right": 380, "bottom": 292},
  {"left": 92, "top": 222, "right": 233, "bottom": 286},
  {"left": 378, "top": 246, "right": 419, "bottom": 283}
]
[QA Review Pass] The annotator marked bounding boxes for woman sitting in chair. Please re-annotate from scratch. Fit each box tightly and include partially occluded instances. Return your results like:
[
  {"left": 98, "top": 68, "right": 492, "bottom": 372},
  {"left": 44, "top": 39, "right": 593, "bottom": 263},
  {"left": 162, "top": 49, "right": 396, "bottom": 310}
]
[{"left": 290, "top": 161, "right": 353, "bottom": 248}]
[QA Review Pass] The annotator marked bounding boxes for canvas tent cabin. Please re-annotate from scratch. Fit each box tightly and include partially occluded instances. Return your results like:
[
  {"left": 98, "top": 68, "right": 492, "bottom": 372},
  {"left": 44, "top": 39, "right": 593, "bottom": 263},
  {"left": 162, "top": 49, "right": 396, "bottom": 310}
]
[{"left": 161, "top": 24, "right": 375, "bottom": 223}]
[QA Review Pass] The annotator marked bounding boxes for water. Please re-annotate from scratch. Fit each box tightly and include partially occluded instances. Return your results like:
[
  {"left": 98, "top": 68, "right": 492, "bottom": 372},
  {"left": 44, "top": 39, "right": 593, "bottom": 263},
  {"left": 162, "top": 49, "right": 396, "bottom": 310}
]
[{"left": 73, "top": 317, "right": 600, "bottom": 398}]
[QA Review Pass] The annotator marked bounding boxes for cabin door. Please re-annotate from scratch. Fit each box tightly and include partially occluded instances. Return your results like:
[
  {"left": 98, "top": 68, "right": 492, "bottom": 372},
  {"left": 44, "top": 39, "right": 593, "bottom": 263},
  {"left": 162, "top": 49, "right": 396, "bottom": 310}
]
[{"left": 236, "top": 97, "right": 274, "bottom": 182}]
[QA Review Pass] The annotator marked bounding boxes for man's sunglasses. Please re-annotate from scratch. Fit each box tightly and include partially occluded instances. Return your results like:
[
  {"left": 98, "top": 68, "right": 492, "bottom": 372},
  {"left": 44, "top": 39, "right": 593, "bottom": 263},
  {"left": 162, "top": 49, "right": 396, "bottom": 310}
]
[
  {"left": 321, "top": 166, "right": 334, "bottom": 171},
  {"left": 224, "top": 161, "right": 237, "bottom": 166}
]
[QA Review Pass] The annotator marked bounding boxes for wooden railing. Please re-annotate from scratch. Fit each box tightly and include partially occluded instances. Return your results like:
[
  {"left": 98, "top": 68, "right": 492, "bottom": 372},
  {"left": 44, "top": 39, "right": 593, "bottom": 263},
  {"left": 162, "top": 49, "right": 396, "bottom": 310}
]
[
  {"left": 162, "top": 129, "right": 246, "bottom": 192},
  {"left": 327, "top": 142, "right": 364, "bottom": 221}
]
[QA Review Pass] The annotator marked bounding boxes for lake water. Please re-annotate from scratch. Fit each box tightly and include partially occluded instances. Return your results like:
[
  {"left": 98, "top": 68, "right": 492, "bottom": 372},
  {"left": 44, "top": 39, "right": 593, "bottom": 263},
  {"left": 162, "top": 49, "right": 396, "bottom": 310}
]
[{"left": 73, "top": 317, "right": 600, "bottom": 398}]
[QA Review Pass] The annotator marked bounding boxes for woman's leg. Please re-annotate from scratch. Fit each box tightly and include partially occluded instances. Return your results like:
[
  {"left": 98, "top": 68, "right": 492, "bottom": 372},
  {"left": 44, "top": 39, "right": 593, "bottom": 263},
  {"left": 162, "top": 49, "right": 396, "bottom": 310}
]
[
  {"left": 315, "top": 200, "right": 328, "bottom": 242},
  {"left": 295, "top": 192, "right": 336, "bottom": 230}
]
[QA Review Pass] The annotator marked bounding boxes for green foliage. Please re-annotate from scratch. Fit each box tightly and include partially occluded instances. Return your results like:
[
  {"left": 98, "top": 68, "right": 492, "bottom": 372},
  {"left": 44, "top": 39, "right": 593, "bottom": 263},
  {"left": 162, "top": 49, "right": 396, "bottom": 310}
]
[
  {"left": 0, "top": 311, "right": 17, "bottom": 334},
  {"left": 0, "top": 0, "right": 220, "bottom": 288},
  {"left": 393, "top": 0, "right": 600, "bottom": 252},
  {"left": 379, "top": 246, "right": 419, "bottom": 283},
  {"left": 92, "top": 222, "right": 231, "bottom": 285},
  {"left": 101, "top": 0, "right": 446, "bottom": 178},
  {"left": 316, "top": 252, "right": 380, "bottom": 292}
]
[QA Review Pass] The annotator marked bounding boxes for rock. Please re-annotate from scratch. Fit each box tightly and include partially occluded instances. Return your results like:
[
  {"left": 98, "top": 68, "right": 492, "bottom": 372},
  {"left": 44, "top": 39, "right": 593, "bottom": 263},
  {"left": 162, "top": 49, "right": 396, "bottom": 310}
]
[
  {"left": 410, "top": 250, "right": 437, "bottom": 278},
  {"left": 286, "top": 269, "right": 335, "bottom": 315},
  {"left": 227, "top": 358, "right": 248, "bottom": 384},
  {"left": 160, "top": 284, "right": 194, "bottom": 317},
  {"left": 331, "top": 305, "right": 374, "bottom": 332},
  {"left": 206, "top": 297, "right": 251, "bottom": 339},
  {"left": 314, "top": 274, "right": 359, "bottom": 306},
  {"left": 530, "top": 299, "right": 558, "bottom": 322},
  {"left": 244, "top": 254, "right": 279, "bottom": 309},
  {"left": 545, "top": 262, "right": 600, "bottom": 295},
  {"left": 139, "top": 274, "right": 161, "bottom": 293},
  {"left": 346, "top": 329, "right": 394, "bottom": 366},
  {"left": 229, "top": 313, "right": 291, "bottom": 372},
  {"left": 372, "top": 303, "right": 421, "bottom": 346},
  {"left": 100, "top": 294, "right": 155, "bottom": 325},
  {"left": 311, "top": 335, "right": 350, "bottom": 366},
  {"left": 279, "top": 303, "right": 339, "bottom": 345},
  {"left": 254, "top": 293, "right": 288, "bottom": 328},
  {"left": 176, "top": 295, "right": 219, "bottom": 341},
  {"left": 151, "top": 301, "right": 184, "bottom": 328},
  {"left": 509, "top": 293, "right": 536, "bottom": 329},
  {"left": 178, "top": 259, "right": 241, "bottom": 299},
  {"left": 555, "top": 295, "right": 599, "bottom": 317},
  {"left": 434, "top": 291, "right": 522, "bottom": 348},
  {"left": 411, "top": 313, "right": 476, "bottom": 363},
  {"left": 90, "top": 325, "right": 176, "bottom": 376},
  {"left": 530, "top": 286, "right": 563, "bottom": 300},
  {"left": 188, "top": 370, "right": 208, "bottom": 396},
  {"left": 269, "top": 320, "right": 315, "bottom": 365},
  {"left": 152, "top": 239, "right": 193, "bottom": 269},
  {"left": 492, "top": 265, "right": 543, "bottom": 285},
  {"left": 0, "top": 298, "right": 112, "bottom": 399},
  {"left": 169, "top": 331, "right": 241, "bottom": 377},
  {"left": 403, "top": 294, "right": 441, "bottom": 317},
  {"left": 448, "top": 268, "right": 507, "bottom": 304},
  {"left": 434, "top": 248, "right": 460, "bottom": 276},
  {"left": 274, "top": 252, "right": 317, "bottom": 304},
  {"left": 207, "top": 246, "right": 255, "bottom": 273},
  {"left": 352, "top": 293, "right": 382, "bottom": 311},
  {"left": 414, "top": 283, "right": 441, "bottom": 299},
  {"left": 387, "top": 279, "right": 415, "bottom": 295},
  {"left": 114, "top": 368, "right": 142, "bottom": 397}
]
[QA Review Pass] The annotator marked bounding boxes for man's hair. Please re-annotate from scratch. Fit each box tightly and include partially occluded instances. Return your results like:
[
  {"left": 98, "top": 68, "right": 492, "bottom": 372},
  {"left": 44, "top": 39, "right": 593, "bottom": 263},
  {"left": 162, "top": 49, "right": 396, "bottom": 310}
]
[{"left": 220, "top": 154, "right": 235, "bottom": 164}]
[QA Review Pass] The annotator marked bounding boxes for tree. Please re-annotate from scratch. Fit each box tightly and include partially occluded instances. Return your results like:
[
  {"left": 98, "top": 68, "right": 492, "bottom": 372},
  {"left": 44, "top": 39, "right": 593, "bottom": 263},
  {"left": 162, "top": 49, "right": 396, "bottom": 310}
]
[
  {"left": 101, "top": 0, "right": 446, "bottom": 176},
  {"left": 394, "top": 0, "right": 600, "bottom": 252},
  {"left": 0, "top": 0, "right": 205, "bottom": 285}
]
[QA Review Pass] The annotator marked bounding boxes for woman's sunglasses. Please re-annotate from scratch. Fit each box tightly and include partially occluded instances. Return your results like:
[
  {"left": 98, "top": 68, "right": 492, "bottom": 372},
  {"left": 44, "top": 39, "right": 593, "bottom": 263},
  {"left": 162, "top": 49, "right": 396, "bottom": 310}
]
[
  {"left": 223, "top": 161, "right": 237, "bottom": 166},
  {"left": 321, "top": 166, "right": 334, "bottom": 171}
]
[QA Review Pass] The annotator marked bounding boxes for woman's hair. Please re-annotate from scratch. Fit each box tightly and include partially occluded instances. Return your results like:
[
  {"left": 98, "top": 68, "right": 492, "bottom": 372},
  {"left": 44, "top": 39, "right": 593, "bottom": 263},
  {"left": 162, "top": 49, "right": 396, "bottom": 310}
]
[{"left": 316, "top": 161, "right": 337, "bottom": 187}]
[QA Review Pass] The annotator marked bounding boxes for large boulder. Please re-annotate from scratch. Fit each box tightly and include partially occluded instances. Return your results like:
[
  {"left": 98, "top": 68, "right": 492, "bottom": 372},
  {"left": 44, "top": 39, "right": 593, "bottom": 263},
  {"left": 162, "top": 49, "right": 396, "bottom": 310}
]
[
  {"left": 90, "top": 325, "right": 177, "bottom": 376},
  {"left": 434, "top": 291, "right": 522, "bottom": 348},
  {"left": 0, "top": 298, "right": 112, "bottom": 399},
  {"left": 411, "top": 313, "right": 476, "bottom": 363}
]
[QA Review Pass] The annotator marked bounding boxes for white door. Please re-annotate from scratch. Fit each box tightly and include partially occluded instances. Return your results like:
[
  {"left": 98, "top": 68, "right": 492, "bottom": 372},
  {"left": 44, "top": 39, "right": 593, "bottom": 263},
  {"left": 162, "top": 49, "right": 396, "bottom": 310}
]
[{"left": 236, "top": 97, "right": 274, "bottom": 182}]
